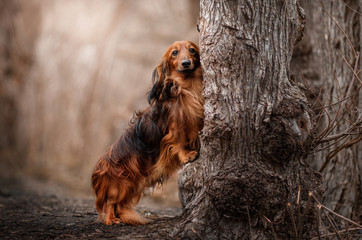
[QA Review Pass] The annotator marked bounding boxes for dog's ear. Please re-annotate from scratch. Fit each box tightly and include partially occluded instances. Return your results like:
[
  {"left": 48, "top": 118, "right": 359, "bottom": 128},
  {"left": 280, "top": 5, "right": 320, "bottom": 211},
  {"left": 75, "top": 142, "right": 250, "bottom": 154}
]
[
  {"left": 190, "top": 42, "right": 201, "bottom": 68},
  {"left": 148, "top": 59, "right": 170, "bottom": 104}
]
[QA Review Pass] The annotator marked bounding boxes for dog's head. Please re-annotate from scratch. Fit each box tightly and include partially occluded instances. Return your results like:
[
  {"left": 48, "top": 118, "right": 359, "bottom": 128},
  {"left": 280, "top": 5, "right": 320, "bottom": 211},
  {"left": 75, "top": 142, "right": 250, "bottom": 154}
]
[{"left": 148, "top": 41, "right": 200, "bottom": 104}]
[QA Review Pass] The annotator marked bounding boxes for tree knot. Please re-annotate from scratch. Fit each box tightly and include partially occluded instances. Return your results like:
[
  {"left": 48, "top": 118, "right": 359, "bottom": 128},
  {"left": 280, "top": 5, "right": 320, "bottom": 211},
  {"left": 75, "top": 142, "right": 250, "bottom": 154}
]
[{"left": 258, "top": 99, "right": 312, "bottom": 164}]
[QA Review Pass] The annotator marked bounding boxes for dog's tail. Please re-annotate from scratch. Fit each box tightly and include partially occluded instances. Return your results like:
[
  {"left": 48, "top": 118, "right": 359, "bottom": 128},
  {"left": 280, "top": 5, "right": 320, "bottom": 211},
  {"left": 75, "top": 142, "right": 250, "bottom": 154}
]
[
  {"left": 91, "top": 159, "right": 109, "bottom": 218},
  {"left": 117, "top": 206, "right": 149, "bottom": 225}
]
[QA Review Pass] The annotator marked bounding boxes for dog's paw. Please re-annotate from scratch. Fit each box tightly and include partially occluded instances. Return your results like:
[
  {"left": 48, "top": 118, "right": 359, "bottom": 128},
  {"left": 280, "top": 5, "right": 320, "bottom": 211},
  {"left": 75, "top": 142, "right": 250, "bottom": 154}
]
[
  {"left": 170, "top": 83, "right": 181, "bottom": 96},
  {"left": 185, "top": 151, "right": 198, "bottom": 163},
  {"left": 104, "top": 217, "right": 121, "bottom": 225}
]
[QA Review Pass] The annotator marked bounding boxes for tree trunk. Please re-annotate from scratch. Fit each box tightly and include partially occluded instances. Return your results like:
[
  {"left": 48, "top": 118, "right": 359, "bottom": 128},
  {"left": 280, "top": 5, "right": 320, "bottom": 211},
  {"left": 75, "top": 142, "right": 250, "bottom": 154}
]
[
  {"left": 175, "top": 0, "right": 322, "bottom": 239},
  {"left": 291, "top": 0, "right": 361, "bottom": 220}
]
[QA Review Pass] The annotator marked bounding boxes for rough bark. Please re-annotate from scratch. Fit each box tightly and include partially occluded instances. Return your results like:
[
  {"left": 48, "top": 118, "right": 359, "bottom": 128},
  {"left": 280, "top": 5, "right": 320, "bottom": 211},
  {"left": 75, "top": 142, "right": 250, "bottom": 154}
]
[
  {"left": 175, "top": 0, "right": 322, "bottom": 239},
  {"left": 291, "top": 0, "right": 361, "bottom": 220}
]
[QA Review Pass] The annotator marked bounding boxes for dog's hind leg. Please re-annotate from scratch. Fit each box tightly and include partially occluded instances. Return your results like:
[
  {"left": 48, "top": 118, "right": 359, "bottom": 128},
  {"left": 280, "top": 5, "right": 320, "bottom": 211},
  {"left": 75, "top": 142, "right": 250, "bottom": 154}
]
[{"left": 104, "top": 184, "right": 121, "bottom": 225}]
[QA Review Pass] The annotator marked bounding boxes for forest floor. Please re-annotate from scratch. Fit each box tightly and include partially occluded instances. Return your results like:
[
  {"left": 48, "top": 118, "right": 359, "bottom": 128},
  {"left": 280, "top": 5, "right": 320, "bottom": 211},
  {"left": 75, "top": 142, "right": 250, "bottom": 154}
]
[{"left": 0, "top": 178, "right": 183, "bottom": 239}]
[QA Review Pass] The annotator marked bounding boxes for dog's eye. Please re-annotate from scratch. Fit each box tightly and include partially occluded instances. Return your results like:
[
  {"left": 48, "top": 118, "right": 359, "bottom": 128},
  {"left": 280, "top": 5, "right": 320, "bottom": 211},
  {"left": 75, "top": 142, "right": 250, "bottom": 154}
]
[
  {"left": 189, "top": 48, "right": 196, "bottom": 54},
  {"left": 172, "top": 50, "right": 178, "bottom": 56}
]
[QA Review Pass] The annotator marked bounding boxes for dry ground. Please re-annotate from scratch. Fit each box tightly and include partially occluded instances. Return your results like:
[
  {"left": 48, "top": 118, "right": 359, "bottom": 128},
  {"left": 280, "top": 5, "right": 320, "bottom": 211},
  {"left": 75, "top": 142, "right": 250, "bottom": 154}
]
[{"left": 0, "top": 178, "right": 183, "bottom": 239}]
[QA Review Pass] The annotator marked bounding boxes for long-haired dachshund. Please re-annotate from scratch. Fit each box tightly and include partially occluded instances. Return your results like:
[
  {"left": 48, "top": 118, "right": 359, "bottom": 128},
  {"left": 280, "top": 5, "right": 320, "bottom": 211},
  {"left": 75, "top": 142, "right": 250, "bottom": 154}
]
[{"left": 91, "top": 40, "right": 204, "bottom": 225}]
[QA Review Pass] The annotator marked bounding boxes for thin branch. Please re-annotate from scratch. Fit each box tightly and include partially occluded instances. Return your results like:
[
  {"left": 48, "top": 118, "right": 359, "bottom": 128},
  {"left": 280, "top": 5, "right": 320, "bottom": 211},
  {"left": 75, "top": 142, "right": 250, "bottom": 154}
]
[
  {"left": 345, "top": 222, "right": 350, "bottom": 240},
  {"left": 320, "top": 134, "right": 362, "bottom": 172},
  {"left": 339, "top": 0, "right": 362, "bottom": 16},
  {"left": 264, "top": 216, "right": 278, "bottom": 239},
  {"left": 316, "top": 205, "right": 321, "bottom": 240},
  {"left": 297, "top": 187, "right": 303, "bottom": 240},
  {"left": 312, "top": 0, "right": 357, "bottom": 57},
  {"left": 311, "top": 193, "right": 362, "bottom": 228},
  {"left": 319, "top": 132, "right": 361, "bottom": 144},
  {"left": 345, "top": 52, "right": 361, "bottom": 98},
  {"left": 323, "top": 209, "right": 342, "bottom": 240},
  {"left": 312, "top": 228, "right": 362, "bottom": 240},
  {"left": 303, "top": 191, "right": 312, "bottom": 218},
  {"left": 311, "top": 85, "right": 325, "bottom": 110},
  {"left": 318, "top": 121, "right": 361, "bottom": 143},
  {"left": 313, "top": 135, "right": 349, "bottom": 153},
  {"left": 190, "top": 227, "right": 205, "bottom": 240},
  {"left": 246, "top": 206, "right": 252, "bottom": 238},
  {"left": 297, "top": 69, "right": 332, "bottom": 140},
  {"left": 318, "top": 96, "right": 359, "bottom": 145},
  {"left": 337, "top": 50, "right": 362, "bottom": 85},
  {"left": 318, "top": 69, "right": 352, "bottom": 143},
  {"left": 287, "top": 203, "right": 298, "bottom": 239},
  {"left": 313, "top": 87, "right": 360, "bottom": 111}
]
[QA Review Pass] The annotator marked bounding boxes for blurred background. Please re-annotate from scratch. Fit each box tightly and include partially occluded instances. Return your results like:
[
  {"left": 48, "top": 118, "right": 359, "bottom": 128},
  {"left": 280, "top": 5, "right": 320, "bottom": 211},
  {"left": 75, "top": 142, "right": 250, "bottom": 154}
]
[{"left": 0, "top": 0, "right": 199, "bottom": 208}]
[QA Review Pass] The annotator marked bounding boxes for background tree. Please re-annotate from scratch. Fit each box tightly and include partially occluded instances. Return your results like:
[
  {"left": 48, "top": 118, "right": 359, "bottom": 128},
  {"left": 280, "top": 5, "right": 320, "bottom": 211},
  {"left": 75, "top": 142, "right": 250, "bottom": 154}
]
[
  {"left": 291, "top": 0, "right": 361, "bottom": 220},
  {"left": 0, "top": 1, "right": 39, "bottom": 175},
  {"left": 176, "top": 0, "right": 322, "bottom": 239}
]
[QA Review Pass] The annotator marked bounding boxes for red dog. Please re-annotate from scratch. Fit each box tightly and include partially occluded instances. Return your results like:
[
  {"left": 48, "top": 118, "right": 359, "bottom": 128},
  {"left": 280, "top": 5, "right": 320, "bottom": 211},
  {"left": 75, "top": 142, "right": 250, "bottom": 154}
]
[{"left": 91, "top": 41, "right": 204, "bottom": 225}]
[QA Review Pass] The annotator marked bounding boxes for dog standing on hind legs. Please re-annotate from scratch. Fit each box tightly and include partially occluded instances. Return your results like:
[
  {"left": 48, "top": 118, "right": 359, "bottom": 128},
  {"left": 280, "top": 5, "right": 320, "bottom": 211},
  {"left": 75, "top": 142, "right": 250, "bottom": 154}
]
[{"left": 91, "top": 40, "right": 204, "bottom": 225}]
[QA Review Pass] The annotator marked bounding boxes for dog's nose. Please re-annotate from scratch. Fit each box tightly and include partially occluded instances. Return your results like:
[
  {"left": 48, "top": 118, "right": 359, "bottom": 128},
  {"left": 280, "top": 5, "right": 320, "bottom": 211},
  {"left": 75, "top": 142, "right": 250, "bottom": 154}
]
[{"left": 182, "top": 60, "right": 191, "bottom": 68}]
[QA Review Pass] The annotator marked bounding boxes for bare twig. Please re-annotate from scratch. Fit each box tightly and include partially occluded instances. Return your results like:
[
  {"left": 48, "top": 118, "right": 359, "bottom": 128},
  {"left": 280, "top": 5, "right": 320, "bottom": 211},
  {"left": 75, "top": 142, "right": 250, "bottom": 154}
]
[
  {"left": 297, "top": 187, "right": 303, "bottom": 240},
  {"left": 311, "top": 85, "right": 325, "bottom": 110},
  {"left": 190, "top": 227, "right": 205, "bottom": 240},
  {"left": 264, "top": 216, "right": 278, "bottom": 239},
  {"left": 312, "top": 228, "right": 362, "bottom": 240},
  {"left": 316, "top": 205, "right": 321, "bottom": 240},
  {"left": 311, "top": 193, "right": 362, "bottom": 228},
  {"left": 303, "top": 191, "right": 312, "bottom": 218},
  {"left": 287, "top": 203, "right": 298, "bottom": 239},
  {"left": 297, "top": 69, "right": 332, "bottom": 141},
  {"left": 318, "top": 122, "right": 361, "bottom": 143},
  {"left": 320, "top": 134, "right": 362, "bottom": 172},
  {"left": 314, "top": 130, "right": 350, "bottom": 153},
  {"left": 323, "top": 209, "right": 342, "bottom": 240},
  {"left": 337, "top": 50, "right": 362, "bottom": 85},
  {"left": 246, "top": 206, "right": 252, "bottom": 238},
  {"left": 318, "top": 96, "right": 359, "bottom": 147},
  {"left": 313, "top": 87, "right": 360, "bottom": 111},
  {"left": 339, "top": 0, "right": 362, "bottom": 16},
  {"left": 319, "top": 83, "right": 357, "bottom": 144},
  {"left": 344, "top": 52, "right": 360, "bottom": 98},
  {"left": 312, "top": 0, "right": 357, "bottom": 57},
  {"left": 345, "top": 222, "right": 350, "bottom": 240}
]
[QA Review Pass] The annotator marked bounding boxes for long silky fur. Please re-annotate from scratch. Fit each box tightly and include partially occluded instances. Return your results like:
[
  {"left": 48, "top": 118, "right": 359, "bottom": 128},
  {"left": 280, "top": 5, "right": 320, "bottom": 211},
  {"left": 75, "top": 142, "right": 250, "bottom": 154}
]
[{"left": 91, "top": 41, "right": 204, "bottom": 225}]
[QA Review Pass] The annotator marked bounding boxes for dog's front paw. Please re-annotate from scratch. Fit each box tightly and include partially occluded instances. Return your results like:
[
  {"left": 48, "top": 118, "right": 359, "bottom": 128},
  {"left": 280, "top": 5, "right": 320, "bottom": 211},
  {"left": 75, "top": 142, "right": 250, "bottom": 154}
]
[
  {"left": 170, "top": 83, "right": 181, "bottom": 96},
  {"left": 185, "top": 151, "right": 199, "bottom": 163}
]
